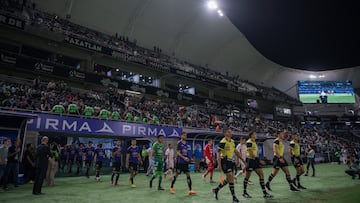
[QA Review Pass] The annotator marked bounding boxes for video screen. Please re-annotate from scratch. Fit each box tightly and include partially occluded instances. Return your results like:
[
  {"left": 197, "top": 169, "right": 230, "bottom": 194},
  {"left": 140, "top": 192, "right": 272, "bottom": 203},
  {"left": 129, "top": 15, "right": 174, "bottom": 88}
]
[
  {"left": 298, "top": 80, "right": 355, "bottom": 104},
  {"left": 275, "top": 106, "right": 292, "bottom": 117}
]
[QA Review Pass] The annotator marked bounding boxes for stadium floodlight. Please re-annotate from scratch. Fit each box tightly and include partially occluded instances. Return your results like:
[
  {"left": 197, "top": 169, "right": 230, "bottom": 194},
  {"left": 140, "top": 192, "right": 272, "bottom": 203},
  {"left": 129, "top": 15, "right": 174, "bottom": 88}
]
[
  {"left": 309, "top": 74, "right": 317, "bottom": 79},
  {"left": 207, "top": 1, "right": 218, "bottom": 10},
  {"left": 217, "top": 9, "right": 224, "bottom": 17}
]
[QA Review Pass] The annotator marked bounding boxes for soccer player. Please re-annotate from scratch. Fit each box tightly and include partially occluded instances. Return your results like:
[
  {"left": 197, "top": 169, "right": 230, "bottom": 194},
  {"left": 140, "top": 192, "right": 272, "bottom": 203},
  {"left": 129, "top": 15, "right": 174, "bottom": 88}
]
[
  {"left": 126, "top": 138, "right": 142, "bottom": 188},
  {"left": 164, "top": 143, "right": 175, "bottom": 180},
  {"left": 75, "top": 143, "right": 84, "bottom": 175},
  {"left": 84, "top": 141, "right": 95, "bottom": 178},
  {"left": 202, "top": 139, "right": 215, "bottom": 183},
  {"left": 149, "top": 135, "right": 165, "bottom": 190},
  {"left": 170, "top": 132, "right": 196, "bottom": 195},
  {"left": 66, "top": 142, "right": 77, "bottom": 173},
  {"left": 111, "top": 140, "right": 122, "bottom": 186},
  {"left": 289, "top": 133, "right": 306, "bottom": 189},
  {"left": 265, "top": 129, "right": 299, "bottom": 192},
  {"left": 242, "top": 131, "right": 273, "bottom": 199},
  {"left": 94, "top": 143, "right": 106, "bottom": 181},
  {"left": 212, "top": 129, "right": 245, "bottom": 203},
  {"left": 235, "top": 137, "right": 253, "bottom": 185}
]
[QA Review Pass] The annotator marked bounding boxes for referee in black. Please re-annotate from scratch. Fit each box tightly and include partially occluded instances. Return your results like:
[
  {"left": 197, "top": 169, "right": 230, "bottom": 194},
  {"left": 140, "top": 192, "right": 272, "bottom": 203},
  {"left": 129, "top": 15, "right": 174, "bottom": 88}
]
[{"left": 33, "top": 136, "right": 52, "bottom": 195}]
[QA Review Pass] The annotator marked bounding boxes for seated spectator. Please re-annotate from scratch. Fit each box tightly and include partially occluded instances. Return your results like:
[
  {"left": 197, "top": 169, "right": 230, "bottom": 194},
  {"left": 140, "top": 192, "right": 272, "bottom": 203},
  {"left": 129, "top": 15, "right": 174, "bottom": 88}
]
[
  {"left": 111, "top": 110, "right": 120, "bottom": 121},
  {"left": 52, "top": 103, "right": 65, "bottom": 114},
  {"left": 83, "top": 105, "right": 94, "bottom": 117}
]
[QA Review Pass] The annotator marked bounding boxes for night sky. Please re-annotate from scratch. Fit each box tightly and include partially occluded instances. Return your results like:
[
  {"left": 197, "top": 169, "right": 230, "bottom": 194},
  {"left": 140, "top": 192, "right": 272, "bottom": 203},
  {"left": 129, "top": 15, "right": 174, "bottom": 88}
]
[{"left": 224, "top": 0, "right": 360, "bottom": 71}]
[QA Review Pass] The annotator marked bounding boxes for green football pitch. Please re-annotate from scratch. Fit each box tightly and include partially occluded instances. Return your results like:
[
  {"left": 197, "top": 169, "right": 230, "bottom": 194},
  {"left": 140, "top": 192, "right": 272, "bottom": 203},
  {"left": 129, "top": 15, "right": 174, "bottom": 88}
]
[
  {"left": 1, "top": 163, "right": 359, "bottom": 203},
  {"left": 299, "top": 93, "right": 355, "bottom": 103}
]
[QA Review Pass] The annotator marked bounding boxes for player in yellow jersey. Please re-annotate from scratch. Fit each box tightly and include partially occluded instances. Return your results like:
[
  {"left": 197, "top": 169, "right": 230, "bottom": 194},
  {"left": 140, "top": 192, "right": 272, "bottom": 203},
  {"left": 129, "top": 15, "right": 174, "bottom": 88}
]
[
  {"left": 212, "top": 128, "right": 245, "bottom": 203},
  {"left": 289, "top": 133, "right": 306, "bottom": 189},
  {"left": 242, "top": 131, "right": 273, "bottom": 199},
  {"left": 265, "top": 129, "right": 300, "bottom": 192}
]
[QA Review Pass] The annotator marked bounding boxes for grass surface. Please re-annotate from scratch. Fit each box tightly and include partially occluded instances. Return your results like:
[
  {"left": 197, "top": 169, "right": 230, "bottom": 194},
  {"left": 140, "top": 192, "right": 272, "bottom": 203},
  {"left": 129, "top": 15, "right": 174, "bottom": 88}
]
[
  {"left": 299, "top": 93, "right": 355, "bottom": 103},
  {"left": 0, "top": 163, "right": 359, "bottom": 203}
]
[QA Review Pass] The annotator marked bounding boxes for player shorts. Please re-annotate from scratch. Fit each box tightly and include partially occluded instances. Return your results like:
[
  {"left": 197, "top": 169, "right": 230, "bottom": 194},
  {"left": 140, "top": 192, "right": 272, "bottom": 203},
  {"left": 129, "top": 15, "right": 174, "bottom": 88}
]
[
  {"left": 207, "top": 161, "right": 215, "bottom": 170},
  {"left": 273, "top": 156, "right": 288, "bottom": 169},
  {"left": 129, "top": 162, "right": 138, "bottom": 171},
  {"left": 76, "top": 159, "right": 83, "bottom": 165},
  {"left": 221, "top": 159, "right": 234, "bottom": 174},
  {"left": 95, "top": 161, "right": 103, "bottom": 169},
  {"left": 291, "top": 156, "right": 303, "bottom": 168},
  {"left": 68, "top": 158, "right": 75, "bottom": 164},
  {"left": 153, "top": 159, "right": 164, "bottom": 172},
  {"left": 167, "top": 160, "right": 174, "bottom": 169},
  {"left": 175, "top": 163, "right": 189, "bottom": 173},
  {"left": 246, "top": 158, "right": 262, "bottom": 171},
  {"left": 112, "top": 162, "right": 121, "bottom": 172},
  {"left": 85, "top": 160, "right": 92, "bottom": 166}
]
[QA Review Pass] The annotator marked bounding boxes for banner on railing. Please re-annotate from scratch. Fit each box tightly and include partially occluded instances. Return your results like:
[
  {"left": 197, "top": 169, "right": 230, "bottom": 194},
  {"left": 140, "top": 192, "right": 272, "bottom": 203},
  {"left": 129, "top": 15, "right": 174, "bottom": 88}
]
[
  {"left": 0, "top": 13, "right": 25, "bottom": 30},
  {"left": 27, "top": 113, "right": 182, "bottom": 138}
]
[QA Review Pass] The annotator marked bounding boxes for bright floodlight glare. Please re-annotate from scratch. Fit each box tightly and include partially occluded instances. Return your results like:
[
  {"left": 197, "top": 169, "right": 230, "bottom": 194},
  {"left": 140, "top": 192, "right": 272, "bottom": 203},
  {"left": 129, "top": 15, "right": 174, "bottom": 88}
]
[
  {"left": 207, "top": 1, "right": 218, "bottom": 10},
  {"left": 217, "top": 9, "right": 223, "bottom": 17},
  {"left": 309, "top": 74, "right": 317, "bottom": 79}
]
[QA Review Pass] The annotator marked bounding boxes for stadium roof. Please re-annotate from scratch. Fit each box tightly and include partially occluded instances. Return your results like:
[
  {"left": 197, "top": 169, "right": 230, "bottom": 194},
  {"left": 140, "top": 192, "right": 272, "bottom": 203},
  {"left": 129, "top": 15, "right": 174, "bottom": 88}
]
[{"left": 34, "top": 0, "right": 360, "bottom": 98}]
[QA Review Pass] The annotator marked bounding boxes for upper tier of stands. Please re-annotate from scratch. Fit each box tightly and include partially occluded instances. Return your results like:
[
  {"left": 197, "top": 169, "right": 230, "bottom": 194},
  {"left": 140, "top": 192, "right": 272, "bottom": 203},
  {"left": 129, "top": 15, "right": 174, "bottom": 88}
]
[{"left": 0, "top": 1, "right": 299, "bottom": 105}]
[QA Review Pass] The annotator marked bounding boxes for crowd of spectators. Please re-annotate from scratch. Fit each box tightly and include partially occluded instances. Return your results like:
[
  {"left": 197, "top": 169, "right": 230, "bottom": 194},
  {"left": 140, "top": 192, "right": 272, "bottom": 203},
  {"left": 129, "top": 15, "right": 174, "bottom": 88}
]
[
  {"left": 0, "top": 0, "right": 298, "bottom": 104},
  {"left": 0, "top": 76, "right": 279, "bottom": 132},
  {"left": 1, "top": 75, "right": 359, "bottom": 152}
]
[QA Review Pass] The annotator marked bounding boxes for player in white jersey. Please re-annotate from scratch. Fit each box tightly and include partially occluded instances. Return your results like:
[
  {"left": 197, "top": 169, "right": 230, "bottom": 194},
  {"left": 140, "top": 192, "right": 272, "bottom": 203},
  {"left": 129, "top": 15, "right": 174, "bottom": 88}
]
[
  {"left": 235, "top": 137, "right": 253, "bottom": 184},
  {"left": 164, "top": 143, "right": 175, "bottom": 180}
]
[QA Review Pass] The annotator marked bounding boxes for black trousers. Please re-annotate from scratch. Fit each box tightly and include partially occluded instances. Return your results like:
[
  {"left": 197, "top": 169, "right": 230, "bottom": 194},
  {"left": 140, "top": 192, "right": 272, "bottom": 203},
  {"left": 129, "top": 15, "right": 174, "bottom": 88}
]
[{"left": 33, "top": 165, "right": 48, "bottom": 194}]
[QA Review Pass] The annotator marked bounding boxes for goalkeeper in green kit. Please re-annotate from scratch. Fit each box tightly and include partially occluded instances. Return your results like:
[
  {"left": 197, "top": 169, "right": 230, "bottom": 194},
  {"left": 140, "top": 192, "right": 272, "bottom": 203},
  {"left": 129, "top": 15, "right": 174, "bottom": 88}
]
[{"left": 149, "top": 135, "right": 165, "bottom": 190}]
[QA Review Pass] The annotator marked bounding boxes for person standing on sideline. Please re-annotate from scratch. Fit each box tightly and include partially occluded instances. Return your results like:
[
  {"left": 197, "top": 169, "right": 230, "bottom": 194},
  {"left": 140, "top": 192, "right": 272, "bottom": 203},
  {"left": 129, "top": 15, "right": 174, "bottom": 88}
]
[
  {"left": 23, "top": 143, "right": 35, "bottom": 184},
  {"left": 242, "top": 131, "right": 273, "bottom": 199},
  {"left": 46, "top": 142, "right": 59, "bottom": 186},
  {"left": 126, "top": 138, "right": 142, "bottom": 188},
  {"left": 33, "top": 136, "right": 52, "bottom": 195},
  {"left": 305, "top": 145, "right": 315, "bottom": 177},
  {"left": 110, "top": 140, "right": 122, "bottom": 186},
  {"left": 212, "top": 129, "right": 245, "bottom": 203},
  {"left": 3, "top": 138, "right": 21, "bottom": 190},
  {"left": 265, "top": 129, "right": 299, "bottom": 192},
  {"left": 149, "top": 135, "right": 165, "bottom": 190},
  {"left": 170, "top": 132, "right": 196, "bottom": 195},
  {"left": 164, "top": 143, "right": 175, "bottom": 180},
  {"left": 202, "top": 139, "right": 215, "bottom": 183},
  {"left": 0, "top": 138, "right": 11, "bottom": 190},
  {"left": 289, "top": 133, "right": 306, "bottom": 189}
]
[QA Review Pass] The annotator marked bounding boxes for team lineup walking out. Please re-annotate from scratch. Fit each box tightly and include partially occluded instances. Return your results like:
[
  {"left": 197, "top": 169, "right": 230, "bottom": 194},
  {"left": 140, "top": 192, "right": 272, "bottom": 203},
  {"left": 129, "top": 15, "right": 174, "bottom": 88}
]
[
  {"left": 149, "top": 135, "right": 165, "bottom": 190},
  {"left": 242, "top": 131, "right": 273, "bottom": 199},
  {"left": 111, "top": 140, "right": 122, "bottom": 186},
  {"left": 212, "top": 129, "right": 245, "bottom": 203},
  {"left": 170, "top": 132, "right": 196, "bottom": 195},
  {"left": 126, "top": 139, "right": 142, "bottom": 188},
  {"left": 265, "top": 129, "right": 300, "bottom": 192},
  {"left": 289, "top": 133, "right": 307, "bottom": 189}
]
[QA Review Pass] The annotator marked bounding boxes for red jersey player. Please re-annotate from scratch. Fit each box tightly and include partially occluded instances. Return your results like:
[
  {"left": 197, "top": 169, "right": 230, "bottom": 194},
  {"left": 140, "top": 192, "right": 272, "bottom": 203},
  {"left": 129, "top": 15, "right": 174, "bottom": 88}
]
[{"left": 202, "top": 139, "right": 215, "bottom": 183}]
